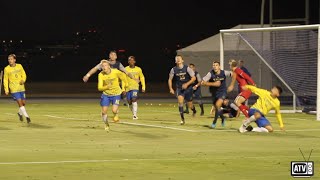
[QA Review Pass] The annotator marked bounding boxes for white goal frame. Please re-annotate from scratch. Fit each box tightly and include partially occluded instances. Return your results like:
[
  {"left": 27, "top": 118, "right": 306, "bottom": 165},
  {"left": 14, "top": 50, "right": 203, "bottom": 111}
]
[{"left": 219, "top": 24, "right": 320, "bottom": 121}]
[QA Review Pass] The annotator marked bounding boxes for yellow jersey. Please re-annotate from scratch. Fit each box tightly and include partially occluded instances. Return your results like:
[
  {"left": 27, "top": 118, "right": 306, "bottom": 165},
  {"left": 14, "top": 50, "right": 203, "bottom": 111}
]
[
  {"left": 125, "top": 66, "right": 146, "bottom": 91},
  {"left": 3, "top": 63, "right": 27, "bottom": 94},
  {"left": 246, "top": 85, "right": 284, "bottom": 128},
  {"left": 98, "top": 69, "right": 127, "bottom": 96}
]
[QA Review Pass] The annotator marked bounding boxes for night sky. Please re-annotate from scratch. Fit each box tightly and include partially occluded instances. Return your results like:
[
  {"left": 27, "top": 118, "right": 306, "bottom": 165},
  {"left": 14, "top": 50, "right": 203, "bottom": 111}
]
[
  {"left": 0, "top": 0, "right": 319, "bottom": 82},
  {"left": 2, "top": 1, "right": 318, "bottom": 47}
]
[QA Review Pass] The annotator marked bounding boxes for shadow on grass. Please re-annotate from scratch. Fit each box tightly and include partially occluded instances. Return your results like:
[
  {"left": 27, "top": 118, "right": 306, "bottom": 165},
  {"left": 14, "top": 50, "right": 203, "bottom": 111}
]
[
  {"left": 111, "top": 129, "right": 167, "bottom": 139},
  {"left": 23, "top": 123, "right": 53, "bottom": 129},
  {"left": 0, "top": 127, "right": 11, "bottom": 130}
]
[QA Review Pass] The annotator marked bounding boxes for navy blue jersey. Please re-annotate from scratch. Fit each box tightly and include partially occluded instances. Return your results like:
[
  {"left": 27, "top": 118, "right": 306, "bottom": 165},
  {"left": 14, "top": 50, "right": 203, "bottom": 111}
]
[
  {"left": 191, "top": 71, "right": 200, "bottom": 87},
  {"left": 110, "top": 61, "right": 121, "bottom": 70},
  {"left": 173, "top": 65, "right": 192, "bottom": 89},
  {"left": 208, "top": 70, "right": 227, "bottom": 94}
]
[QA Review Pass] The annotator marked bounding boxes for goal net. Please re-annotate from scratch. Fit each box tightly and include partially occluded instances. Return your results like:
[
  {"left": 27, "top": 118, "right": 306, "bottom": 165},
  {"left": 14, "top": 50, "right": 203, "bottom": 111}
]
[{"left": 219, "top": 25, "right": 320, "bottom": 120}]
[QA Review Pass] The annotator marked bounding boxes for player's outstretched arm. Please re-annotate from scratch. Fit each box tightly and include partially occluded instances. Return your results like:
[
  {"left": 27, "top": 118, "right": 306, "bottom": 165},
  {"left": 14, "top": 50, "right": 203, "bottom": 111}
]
[{"left": 83, "top": 63, "right": 100, "bottom": 82}]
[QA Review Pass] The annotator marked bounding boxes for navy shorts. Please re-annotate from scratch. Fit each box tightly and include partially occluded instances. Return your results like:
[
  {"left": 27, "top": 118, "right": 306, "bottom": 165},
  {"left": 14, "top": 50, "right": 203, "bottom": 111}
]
[
  {"left": 12, "top": 91, "right": 26, "bottom": 101},
  {"left": 176, "top": 87, "right": 193, "bottom": 102},
  {"left": 211, "top": 91, "right": 226, "bottom": 104},
  {"left": 100, "top": 94, "right": 121, "bottom": 106},
  {"left": 126, "top": 90, "right": 139, "bottom": 100},
  {"left": 248, "top": 108, "right": 271, "bottom": 127}
]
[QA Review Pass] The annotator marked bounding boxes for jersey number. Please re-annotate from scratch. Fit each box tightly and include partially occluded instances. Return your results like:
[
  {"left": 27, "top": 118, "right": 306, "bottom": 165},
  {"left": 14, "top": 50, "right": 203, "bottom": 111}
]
[{"left": 179, "top": 74, "right": 185, "bottom": 80}]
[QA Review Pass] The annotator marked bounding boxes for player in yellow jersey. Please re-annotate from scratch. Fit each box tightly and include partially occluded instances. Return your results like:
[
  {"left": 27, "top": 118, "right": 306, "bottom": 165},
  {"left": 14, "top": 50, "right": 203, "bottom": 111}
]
[
  {"left": 238, "top": 85, "right": 284, "bottom": 133},
  {"left": 125, "top": 56, "right": 146, "bottom": 120},
  {"left": 3, "top": 54, "right": 31, "bottom": 123},
  {"left": 98, "top": 60, "right": 127, "bottom": 131}
]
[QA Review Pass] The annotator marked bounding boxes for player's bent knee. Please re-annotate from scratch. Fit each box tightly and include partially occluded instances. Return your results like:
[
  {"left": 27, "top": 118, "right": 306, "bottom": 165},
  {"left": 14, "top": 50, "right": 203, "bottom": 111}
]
[
  {"left": 254, "top": 112, "right": 261, "bottom": 119},
  {"left": 265, "top": 125, "right": 273, "bottom": 132}
]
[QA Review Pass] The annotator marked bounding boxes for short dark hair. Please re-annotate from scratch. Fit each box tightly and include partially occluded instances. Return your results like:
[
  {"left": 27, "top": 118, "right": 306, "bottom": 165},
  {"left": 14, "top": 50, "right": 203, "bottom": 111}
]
[
  {"left": 189, "top": 63, "right": 195, "bottom": 67},
  {"left": 109, "top": 50, "right": 117, "bottom": 54},
  {"left": 213, "top": 61, "right": 220, "bottom": 65},
  {"left": 274, "top": 86, "right": 283, "bottom": 95}
]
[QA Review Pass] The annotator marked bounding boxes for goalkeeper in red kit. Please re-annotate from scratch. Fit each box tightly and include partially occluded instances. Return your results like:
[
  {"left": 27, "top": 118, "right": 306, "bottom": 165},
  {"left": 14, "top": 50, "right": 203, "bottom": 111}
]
[{"left": 227, "top": 59, "right": 255, "bottom": 117}]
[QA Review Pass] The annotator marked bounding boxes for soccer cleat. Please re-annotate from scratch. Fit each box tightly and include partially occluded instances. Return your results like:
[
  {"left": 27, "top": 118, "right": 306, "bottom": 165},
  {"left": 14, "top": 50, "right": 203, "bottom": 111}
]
[
  {"left": 180, "top": 119, "right": 185, "bottom": 125},
  {"left": 133, "top": 115, "right": 138, "bottom": 120},
  {"left": 238, "top": 124, "right": 248, "bottom": 133},
  {"left": 211, "top": 123, "right": 216, "bottom": 129},
  {"left": 192, "top": 109, "right": 197, "bottom": 117},
  {"left": 183, "top": 110, "right": 189, "bottom": 114},
  {"left": 17, "top": 113, "right": 23, "bottom": 122},
  {"left": 104, "top": 123, "right": 110, "bottom": 132},
  {"left": 113, "top": 114, "right": 119, "bottom": 122},
  {"left": 246, "top": 125, "right": 253, "bottom": 132},
  {"left": 221, "top": 120, "right": 226, "bottom": 127},
  {"left": 26, "top": 117, "right": 31, "bottom": 124},
  {"left": 200, "top": 112, "right": 204, "bottom": 116}
]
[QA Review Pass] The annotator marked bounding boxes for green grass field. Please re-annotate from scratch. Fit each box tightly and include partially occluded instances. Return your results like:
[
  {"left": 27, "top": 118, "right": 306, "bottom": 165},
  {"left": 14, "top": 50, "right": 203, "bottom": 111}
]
[{"left": 0, "top": 99, "right": 319, "bottom": 180}]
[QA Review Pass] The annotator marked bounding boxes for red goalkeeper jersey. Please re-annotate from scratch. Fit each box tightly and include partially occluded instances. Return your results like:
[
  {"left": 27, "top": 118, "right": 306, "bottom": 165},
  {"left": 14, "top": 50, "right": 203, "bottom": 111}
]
[{"left": 234, "top": 67, "right": 255, "bottom": 89}]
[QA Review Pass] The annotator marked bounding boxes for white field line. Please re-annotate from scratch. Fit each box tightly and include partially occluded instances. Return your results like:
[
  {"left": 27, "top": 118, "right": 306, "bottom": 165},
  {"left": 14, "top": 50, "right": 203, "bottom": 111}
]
[
  {"left": 43, "top": 115, "right": 91, "bottom": 121},
  {"left": 1, "top": 156, "right": 320, "bottom": 165},
  {"left": 42, "top": 114, "right": 320, "bottom": 133},
  {"left": 119, "top": 122, "right": 197, "bottom": 132},
  {"left": 4, "top": 113, "right": 320, "bottom": 133}
]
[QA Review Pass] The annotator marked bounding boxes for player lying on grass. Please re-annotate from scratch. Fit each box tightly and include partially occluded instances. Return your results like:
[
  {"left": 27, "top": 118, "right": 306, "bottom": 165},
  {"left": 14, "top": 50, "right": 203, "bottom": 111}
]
[
  {"left": 227, "top": 59, "right": 255, "bottom": 117},
  {"left": 221, "top": 98, "right": 240, "bottom": 118},
  {"left": 201, "top": 61, "right": 232, "bottom": 128},
  {"left": 239, "top": 85, "right": 285, "bottom": 133},
  {"left": 98, "top": 60, "right": 127, "bottom": 131},
  {"left": 125, "top": 56, "right": 146, "bottom": 120},
  {"left": 168, "top": 55, "right": 196, "bottom": 125},
  {"left": 3, "top": 54, "right": 31, "bottom": 123}
]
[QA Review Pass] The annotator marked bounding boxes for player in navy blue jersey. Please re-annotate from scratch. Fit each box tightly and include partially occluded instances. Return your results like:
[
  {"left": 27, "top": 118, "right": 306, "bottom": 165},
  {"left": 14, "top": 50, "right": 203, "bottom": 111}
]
[
  {"left": 184, "top": 63, "right": 204, "bottom": 116},
  {"left": 202, "top": 61, "right": 233, "bottom": 128},
  {"left": 168, "top": 55, "right": 196, "bottom": 125}
]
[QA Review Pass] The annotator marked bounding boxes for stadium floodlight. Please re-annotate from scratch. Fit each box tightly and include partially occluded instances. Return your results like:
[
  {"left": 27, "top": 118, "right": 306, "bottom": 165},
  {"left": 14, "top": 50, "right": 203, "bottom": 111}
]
[{"left": 220, "top": 24, "right": 320, "bottom": 120}]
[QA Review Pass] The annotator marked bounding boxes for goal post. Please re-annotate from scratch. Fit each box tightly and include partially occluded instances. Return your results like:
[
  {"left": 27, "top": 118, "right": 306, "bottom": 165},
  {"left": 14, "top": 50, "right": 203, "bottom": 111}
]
[{"left": 219, "top": 24, "right": 320, "bottom": 120}]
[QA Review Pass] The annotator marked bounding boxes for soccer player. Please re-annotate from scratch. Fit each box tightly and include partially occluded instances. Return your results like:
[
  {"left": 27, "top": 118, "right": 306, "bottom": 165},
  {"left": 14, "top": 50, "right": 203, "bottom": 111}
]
[
  {"left": 83, "top": 50, "right": 135, "bottom": 105},
  {"left": 125, "top": 56, "right": 146, "bottom": 120},
  {"left": 238, "top": 60, "right": 251, "bottom": 77},
  {"left": 168, "top": 55, "right": 196, "bottom": 125},
  {"left": 221, "top": 98, "right": 240, "bottom": 118},
  {"left": 98, "top": 60, "right": 128, "bottom": 131},
  {"left": 83, "top": 50, "right": 134, "bottom": 82},
  {"left": 227, "top": 59, "right": 255, "bottom": 117},
  {"left": 201, "top": 61, "right": 232, "bottom": 128},
  {"left": 184, "top": 63, "right": 204, "bottom": 116},
  {"left": 3, "top": 54, "right": 31, "bottom": 123},
  {"left": 238, "top": 85, "right": 284, "bottom": 133}
]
